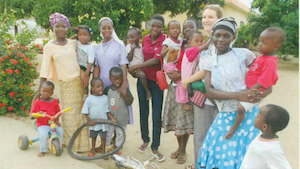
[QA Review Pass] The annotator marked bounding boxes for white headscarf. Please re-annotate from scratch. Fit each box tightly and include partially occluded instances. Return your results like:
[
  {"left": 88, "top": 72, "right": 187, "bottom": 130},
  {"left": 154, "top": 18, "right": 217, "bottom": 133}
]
[{"left": 98, "top": 17, "right": 124, "bottom": 46}]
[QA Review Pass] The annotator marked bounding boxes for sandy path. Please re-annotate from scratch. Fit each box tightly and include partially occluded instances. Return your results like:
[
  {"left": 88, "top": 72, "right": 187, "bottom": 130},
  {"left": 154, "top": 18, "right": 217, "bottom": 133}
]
[{"left": 1, "top": 47, "right": 298, "bottom": 169}]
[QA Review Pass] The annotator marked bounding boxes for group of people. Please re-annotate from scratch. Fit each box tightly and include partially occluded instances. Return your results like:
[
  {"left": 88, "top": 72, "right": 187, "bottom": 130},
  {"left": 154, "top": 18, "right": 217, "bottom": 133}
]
[{"left": 29, "top": 4, "right": 293, "bottom": 169}]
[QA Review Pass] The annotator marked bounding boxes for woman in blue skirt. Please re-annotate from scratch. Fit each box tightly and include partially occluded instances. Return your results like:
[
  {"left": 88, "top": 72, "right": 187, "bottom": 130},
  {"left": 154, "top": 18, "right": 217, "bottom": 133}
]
[{"left": 197, "top": 18, "right": 272, "bottom": 169}]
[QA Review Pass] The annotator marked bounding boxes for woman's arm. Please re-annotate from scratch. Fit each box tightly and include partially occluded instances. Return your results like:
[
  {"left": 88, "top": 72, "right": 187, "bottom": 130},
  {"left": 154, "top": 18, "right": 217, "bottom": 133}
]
[
  {"left": 93, "top": 66, "right": 100, "bottom": 78},
  {"left": 205, "top": 71, "right": 270, "bottom": 102},
  {"left": 128, "top": 58, "right": 160, "bottom": 74},
  {"left": 181, "top": 69, "right": 205, "bottom": 90},
  {"left": 204, "top": 71, "right": 250, "bottom": 101}
]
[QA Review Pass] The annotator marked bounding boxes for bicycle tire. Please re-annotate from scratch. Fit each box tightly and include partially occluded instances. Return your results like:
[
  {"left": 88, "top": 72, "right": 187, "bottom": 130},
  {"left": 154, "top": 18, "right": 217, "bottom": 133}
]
[{"left": 68, "top": 119, "right": 126, "bottom": 160}]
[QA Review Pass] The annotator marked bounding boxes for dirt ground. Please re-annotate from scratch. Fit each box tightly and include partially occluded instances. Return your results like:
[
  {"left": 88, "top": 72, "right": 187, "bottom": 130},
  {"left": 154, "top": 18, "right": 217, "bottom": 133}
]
[{"left": 1, "top": 49, "right": 298, "bottom": 169}]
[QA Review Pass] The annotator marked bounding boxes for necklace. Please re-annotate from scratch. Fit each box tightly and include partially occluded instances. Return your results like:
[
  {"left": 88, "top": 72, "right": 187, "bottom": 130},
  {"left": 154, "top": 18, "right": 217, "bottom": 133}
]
[{"left": 103, "top": 42, "right": 112, "bottom": 56}]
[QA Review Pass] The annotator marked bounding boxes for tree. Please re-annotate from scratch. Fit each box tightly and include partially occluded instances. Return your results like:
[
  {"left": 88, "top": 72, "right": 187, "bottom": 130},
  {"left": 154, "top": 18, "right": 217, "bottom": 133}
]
[
  {"left": 234, "top": 0, "right": 299, "bottom": 58},
  {"left": 30, "top": 0, "right": 154, "bottom": 41},
  {"left": 153, "top": 0, "right": 225, "bottom": 20}
]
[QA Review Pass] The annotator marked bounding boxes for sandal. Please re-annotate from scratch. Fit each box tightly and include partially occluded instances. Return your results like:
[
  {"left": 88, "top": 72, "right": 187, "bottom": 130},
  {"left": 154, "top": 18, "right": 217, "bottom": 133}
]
[
  {"left": 170, "top": 150, "right": 179, "bottom": 159},
  {"left": 185, "top": 164, "right": 195, "bottom": 169},
  {"left": 177, "top": 154, "right": 187, "bottom": 164},
  {"left": 151, "top": 152, "right": 165, "bottom": 162},
  {"left": 88, "top": 152, "right": 95, "bottom": 157},
  {"left": 138, "top": 143, "right": 150, "bottom": 153}
]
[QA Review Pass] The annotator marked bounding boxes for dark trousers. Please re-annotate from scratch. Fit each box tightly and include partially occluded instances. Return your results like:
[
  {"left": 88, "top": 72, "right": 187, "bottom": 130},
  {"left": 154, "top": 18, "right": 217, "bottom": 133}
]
[{"left": 137, "top": 79, "right": 163, "bottom": 151}]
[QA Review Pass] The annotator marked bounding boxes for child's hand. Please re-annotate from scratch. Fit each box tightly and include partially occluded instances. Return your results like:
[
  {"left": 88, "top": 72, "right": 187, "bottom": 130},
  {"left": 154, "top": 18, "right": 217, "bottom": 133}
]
[
  {"left": 181, "top": 80, "right": 188, "bottom": 91},
  {"left": 130, "top": 44, "right": 137, "bottom": 50},
  {"left": 56, "top": 121, "right": 62, "bottom": 127},
  {"left": 111, "top": 118, "right": 117, "bottom": 124},
  {"left": 38, "top": 111, "right": 45, "bottom": 114},
  {"left": 88, "top": 120, "right": 95, "bottom": 126},
  {"left": 80, "top": 73, "right": 89, "bottom": 88},
  {"left": 169, "top": 47, "right": 176, "bottom": 53}
]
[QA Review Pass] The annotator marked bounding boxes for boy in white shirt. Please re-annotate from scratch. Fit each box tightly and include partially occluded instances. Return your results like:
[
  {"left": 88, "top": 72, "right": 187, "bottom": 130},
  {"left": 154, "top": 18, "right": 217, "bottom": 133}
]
[{"left": 240, "top": 104, "right": 292, "bottom": 169}]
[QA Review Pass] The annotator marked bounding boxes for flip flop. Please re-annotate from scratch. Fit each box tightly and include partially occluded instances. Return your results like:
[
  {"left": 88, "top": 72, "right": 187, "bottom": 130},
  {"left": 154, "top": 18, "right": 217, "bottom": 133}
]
[
  {"left": 170, "top": 151, "right": 179, "bottom": 159},
  {"left": 185, "top": 164, "right": 195, "bottom": 169},
  {"left": 151, "top": 152, "right": 166, "bottom": 162},
  {"left": 138, "top": 143, "right": 150, "bottom": 153},
  {"left": 177, "top": 154, "right": 187, "bottom": 164},
  {"left": 88, "top": 152, "right": 95, "bottom": 157}
]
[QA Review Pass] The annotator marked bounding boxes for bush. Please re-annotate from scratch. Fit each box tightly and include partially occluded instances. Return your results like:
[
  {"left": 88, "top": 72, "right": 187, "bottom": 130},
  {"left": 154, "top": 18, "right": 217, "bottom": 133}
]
[{"left": 0, "top": 12, "right": 40, "bottom": 116}]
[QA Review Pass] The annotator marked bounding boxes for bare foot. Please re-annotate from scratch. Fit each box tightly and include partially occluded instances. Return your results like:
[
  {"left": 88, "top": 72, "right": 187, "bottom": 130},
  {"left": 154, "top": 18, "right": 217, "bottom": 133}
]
[
  {"left": 182, "top": 103, "right": 193, "bottom": 111},
  {"left": 224, "top": 129, "right": 235, "bottom": 140},
  {"left": 37, "top": 152, "right": 46, "bottom": 157},
  {"left": 146, "top": 91, "right": 152, "bottom": 100}
]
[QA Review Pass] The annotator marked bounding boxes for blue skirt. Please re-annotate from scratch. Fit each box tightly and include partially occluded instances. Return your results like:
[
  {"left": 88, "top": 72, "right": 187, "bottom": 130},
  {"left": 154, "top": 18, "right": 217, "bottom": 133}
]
[{"left": 197, "top": 105, "right": 260, "bottom": 169}]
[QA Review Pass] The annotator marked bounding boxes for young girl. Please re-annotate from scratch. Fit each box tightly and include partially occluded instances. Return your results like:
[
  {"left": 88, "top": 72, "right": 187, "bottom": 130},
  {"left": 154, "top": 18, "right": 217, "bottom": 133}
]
[
  {"left": 73, "top": 25, "right": 95, "bottom": 101},
  {"left": 181, "top": 31, "right": 204, "bottom": 96},
  {"left": 82, "top": 78, "right": 113, "bottom": 159},
  {"left": 31, "top": 81, "right": 63, "bottom": 157},
  {"left": 161, "top": 20, "right": 193, "bottom": 110},
  {"left": 126, "top": 28, "right": 151, "bottom": 100}
]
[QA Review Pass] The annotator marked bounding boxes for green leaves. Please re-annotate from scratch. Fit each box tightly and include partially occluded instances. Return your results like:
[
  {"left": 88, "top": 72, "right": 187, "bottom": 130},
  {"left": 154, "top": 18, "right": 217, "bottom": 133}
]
[
  {"left": 235, "top": 0, "right": 298, "bottom": 57},
  {"left": 0, "top": 12, "right": 39, "bottom": 116}
]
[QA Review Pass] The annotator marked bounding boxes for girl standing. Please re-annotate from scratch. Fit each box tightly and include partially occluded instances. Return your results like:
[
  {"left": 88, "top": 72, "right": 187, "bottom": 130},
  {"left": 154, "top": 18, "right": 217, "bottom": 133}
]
[
  {"left": 128, "top": 14, "right": 166, "bottom": 162},
  {"left": 37, "top": 12, "right": 90, "bottom": 152},
  {"left": 162, "top": 18, "right": 199, "bottom": 165},
  {"left": 73, "top": 25, "right": 95, "bottom": 101},
  {"left": 182, "top": 5, "right": 223, "bottom": 169},
  {"left": 197, "top": 18, "right": 270, "bottom": 169}
]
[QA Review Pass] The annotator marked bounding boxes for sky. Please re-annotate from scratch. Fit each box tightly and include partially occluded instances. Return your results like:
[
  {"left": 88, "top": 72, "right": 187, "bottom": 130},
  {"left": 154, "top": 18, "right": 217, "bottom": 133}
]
[{"left": 238, "top": 0, "right": 253, "bottom": 8}]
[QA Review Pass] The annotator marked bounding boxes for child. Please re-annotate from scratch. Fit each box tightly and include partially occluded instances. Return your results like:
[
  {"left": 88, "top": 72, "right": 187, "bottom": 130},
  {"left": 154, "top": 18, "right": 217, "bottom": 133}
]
[
  {"left": 30, "top": 81, "right": 63, "bottom": 157},
  {"left": 73, "top": 25, "right": 95, "bottom": 101},
  {"left": 105, "top": 67, "right": 134, "bottom": 153},
  {"left": 126, "top": 28, "right": 151, "bottom": 100},
  {"left": 81, "top": 78, "right": 113, "bottom": 159},
  {"left": 225, "top": 27, "right": 286, "bottom": 140},
  {"left": 161, "top": 20, "right": 192, "bottom": 110},
  {"left": 240, "top": 104, "right": 292, "bottom": 169},
  {"left": 181, "top": 31, "right": 204, "bottom": 96}
]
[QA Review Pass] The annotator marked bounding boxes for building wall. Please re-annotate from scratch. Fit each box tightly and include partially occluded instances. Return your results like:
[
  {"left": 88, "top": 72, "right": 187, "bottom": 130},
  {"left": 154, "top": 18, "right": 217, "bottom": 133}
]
[
  {"left": 223, "top": 4, "right": 248, "bottom": 27},
  {"left": 143, "top": 1, "right": 249, "bottom": 37}
]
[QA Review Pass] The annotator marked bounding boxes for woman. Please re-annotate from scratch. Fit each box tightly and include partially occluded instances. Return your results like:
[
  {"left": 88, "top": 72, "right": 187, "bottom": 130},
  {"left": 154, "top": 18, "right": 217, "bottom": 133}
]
[
  {"left": 197, "top": 18, "right": 271, "bottom": 169},
  {"left": 93, "top": 17, "right": 133, "bottom": 147},
  {"left": 162, "top": 18, "right": 200, "bottom": 165},
  {"left": 37, "top": 12, "right": 89, "bottom": 152},
  {"left": 182, "top": 5, "right": 223, "bottom": 169},
  {"left": 128, "top": 14, "right": 166, "bottom": 162}
]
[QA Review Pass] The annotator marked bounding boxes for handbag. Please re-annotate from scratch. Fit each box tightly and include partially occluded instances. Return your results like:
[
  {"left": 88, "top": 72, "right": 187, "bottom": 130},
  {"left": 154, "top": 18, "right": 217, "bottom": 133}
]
[
  {"left": 156, "top": 57, "right": 168, "bottom": 91},
  {"left": 190, "top": 90, "right": 206, "bottom": 107}
]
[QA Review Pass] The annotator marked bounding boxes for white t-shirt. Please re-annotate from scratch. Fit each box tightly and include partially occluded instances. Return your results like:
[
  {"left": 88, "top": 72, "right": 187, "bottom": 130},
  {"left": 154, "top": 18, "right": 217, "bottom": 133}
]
[
  {"left": 81, "top": 95, "right": 109, "bottom": 131},
  {"left": 77, "top": 40, "right": 95, "bottom": 72},
  {"left": 240, "top": 135, "right": 292, "bottom": 169},
  {"left": 126, "top": 43, "right": 144, "bottom": 67},
  {"left": 162, "top": 37, "right": 183, "bottom": 65}
]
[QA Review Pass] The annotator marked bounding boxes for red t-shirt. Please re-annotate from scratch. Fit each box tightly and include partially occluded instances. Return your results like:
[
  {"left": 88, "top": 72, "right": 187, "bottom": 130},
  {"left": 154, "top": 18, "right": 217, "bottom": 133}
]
[
  {"left": 246, "top": 55, "right": 278, "bottom": 89},
  {"left": 30, "top": 99, "right": 61, "bottom": 128},
  {"left": 142, "top": 32, "right": 167, "bottom": 81}
]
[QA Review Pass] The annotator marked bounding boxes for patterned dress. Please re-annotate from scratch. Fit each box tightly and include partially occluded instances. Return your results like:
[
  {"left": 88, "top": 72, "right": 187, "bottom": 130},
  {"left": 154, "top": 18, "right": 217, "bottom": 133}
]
[{"left": 197, "top": 48, "right": 261, "bottom": 169}]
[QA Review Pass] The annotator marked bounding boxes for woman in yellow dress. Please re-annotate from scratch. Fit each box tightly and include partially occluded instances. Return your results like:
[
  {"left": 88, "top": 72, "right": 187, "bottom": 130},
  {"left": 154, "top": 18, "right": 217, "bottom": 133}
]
[{"left": 35, "top": 12, "right": 89, "bottom": 152}]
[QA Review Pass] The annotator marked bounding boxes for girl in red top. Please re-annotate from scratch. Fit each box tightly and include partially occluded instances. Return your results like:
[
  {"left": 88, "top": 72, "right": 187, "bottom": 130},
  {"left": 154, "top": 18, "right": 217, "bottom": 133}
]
[
  {"left": 128, "top": 14, "right": 166, "bottom": 162},
  {"left": 31, "top": 81, "right": 63, "bottom": 157}
]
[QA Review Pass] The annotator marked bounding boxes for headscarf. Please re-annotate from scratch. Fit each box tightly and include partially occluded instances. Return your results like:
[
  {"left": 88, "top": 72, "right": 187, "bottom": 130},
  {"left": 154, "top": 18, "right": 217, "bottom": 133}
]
[
  {"left": 211, "top": 18, "right": 237, "bottom": 36},
  {"left": 49, "top": 12, "right": 71, "bottom": 28},
  {"left": 98, "top": 17, "right": 124, "bottom": 46}
]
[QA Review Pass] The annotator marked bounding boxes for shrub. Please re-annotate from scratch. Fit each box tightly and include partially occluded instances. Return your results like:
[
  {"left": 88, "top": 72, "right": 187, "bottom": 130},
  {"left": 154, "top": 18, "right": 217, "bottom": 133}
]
[{"left": 0, "top": 12, "right": 40, "bottom": 116}]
